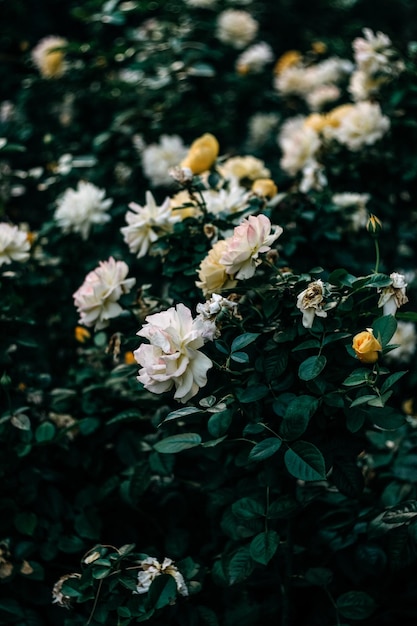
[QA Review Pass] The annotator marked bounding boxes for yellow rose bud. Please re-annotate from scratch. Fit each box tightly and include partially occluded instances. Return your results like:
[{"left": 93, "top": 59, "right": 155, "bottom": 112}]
[
  {"left": 366, "top": 214, "right": 382, "bottom": 237},
  {"left": 124, "top": 351, "right": 137, "bottom": 365},
  {"left": 181, "top": 133, "right": 219, "bottom": 175},
  {"left": 274, "top": 50, "right": 302, "bottom": 75},
  {"left": 251, "top": 178, "right": 278, "bottom": 198},
  {"left": 312, "top": 41, "right": 327, "bottom": 55},
  {"left": 305, "top": 113, "right": 328, "bottom": 133},
  {"left": 352, "top": 328, "right": 382, "bottom": 364},
  {"left": 75, "top": 326, "right": 91, "bottom": 343}
]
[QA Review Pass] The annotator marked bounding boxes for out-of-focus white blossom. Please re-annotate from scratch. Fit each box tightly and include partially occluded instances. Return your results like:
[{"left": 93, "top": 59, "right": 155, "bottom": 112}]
[
  {"left": 353, "top": 28, "right": 394, "bottom": 75},
  {"left": 378, "top": 272, "right": 409, "bottom": 316},
  {"left": 31, "top": 36, "right": 67, "bottom": 78},
  {"left": 275, "top": 57, "right": 352, "bottom": 99},
  {"left": 54, "top": 181, "right": 112, "bottom": 240},
  {"left": 247, "top": 113, "right": 280, "bottom": 147},
  {"left": 202, "top": 179, "right": 250, "bottom": 216},
  {"left": 299, "top": 161, "right": 327, "bottom": 193},
  {"left": 386, "top": 321, "right": 417, "bottom": 363},
  {"left": 121, "top": 191, "right": 179, "bottom": 258},
  {"left": 236, "top": 42, "right": 274, "bottom": 74},
  {"left": 278, "top": 117, "right": 321, "bottom": 176},
  {"left": 220, "top": 155, "right": 270, "bottom": 181},
  {"left": 306, "top": 84, "right": 341, "bottom": 111},
  {"left": 134, "top": 557, "right": 188, "bottom": 597},
  {"left": 0, "top": 223, "right": 31, "bottom": 266},
  {"left": 134, "top": 303, "right": 213, "bottom": 403},
  {"left": 141, "top": 135, "right": 188, "bottom": 187},
  {"left": 216, "top": 9, "right": 258, "bottom": 49},
  {"left": 332, "top": 192, "right": 370, "bottom": 231},
  {"left": 73, "top": 257, "right": 135, "bottom": 330},
  {"left": 220, "top": 214, "right": 283, "bottom": 280},
  {"left": 323, "top": 101, "right": 390, "bottom": 151}
]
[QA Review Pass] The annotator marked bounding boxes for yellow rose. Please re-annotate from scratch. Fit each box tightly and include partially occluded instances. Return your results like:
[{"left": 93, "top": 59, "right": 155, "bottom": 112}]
[
  {"left": 196, "top": 239, "right": 237, "bottom": 297},
  {"left": 181, "top": 133, "right": 219, "bottom": 175},
  {"left": 251, "top": 178, "right": 278, "bottom": 198},
  {"left": 305, "top": 113, "right": 328, "bottom": 133},
  {"left": 170, "top": 190, "right": 201, "bottom": 220},
  {"left": 274, "top": 50, "right": 302, "bottom": 75},
  {"left": 324, "top": 104, "right": 354, "bottom": 128},
  {"left": 352, "top": 328, "right": 382, "bottom": 364}
]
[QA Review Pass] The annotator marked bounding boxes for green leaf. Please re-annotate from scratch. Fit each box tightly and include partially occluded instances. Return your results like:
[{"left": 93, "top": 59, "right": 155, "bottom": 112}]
[
  {"left": 230, "top": 351, "right": 250, "bottom": 363},
  {"left": 331, "top": 459, "right": 364, "bottom": 498},
  {"left": 248, "top": 438, "right": 282, "bottom": 462},
  {"left": 147, "top": 574, "right": 178, "bottom": 610},
  {"left": 304, "top": 567, "right": 333, "bottom": 587},
  {"left": 328, "top": 268, "right": 357, "bottom": 287},
  {"left": 160, "top": 406, "right": 203, "bottom": 425},
  {"left": 380, "top": 371, "right": 407, "bottom": 395},
  {"left": 292, "top": 339, "right": 321, "bottom": 352},
  {"left": 107, "top": 409, "right": 144, "bottom": 426},
  {"left": 263, "top": 350, "right": 288, "bottom": 383},
  {"left": 231, "top": 333, "right": 260, "bottom": 353},
  {"left": 372, "top": 315, "right": 397, "bottom": 347},
  {"left": 336, "top": 590, "right": 376, "bottom": 620},
  {"left": 208, "top": 409, "right": 233, "bottom": 437},
  {"left": 382, "top": 500, "right": 417, "bottom": 524},
  {"left": 249, "top": 530, "right": 279, "bottom": 565},
  {"left": 350, "top": 394, "right": 379, "bottom": 407},
  {"left": 284, "top": 441, "right": 326, "bottom": 481},
  {"left": 154, "top": 433, "right": 202, "bottom": 453},
  {"left": 232, "top": 497, "right": 265, "bottom": 520},
  {"left": 236, "top": 385, "right": 269, "bottom": 403},
  {"left": 268, "top": 495, "right": 299, "bottom": 519},
  {"left": 298, "top": 355, "right": 326, "bottom": 381},
  {"left": 35, "top": 422, "right": 56, "bottom": 443},
  {"left": 281, "top": 395, "right": 319, "bottom": 440},
  {"left": 78, "top": 418, "right": 100, "bottom": 435},
  {"left": 342, "top": 368, "right": 371, "bottom": 386},
  {"left": 14, "top": 512, "right": 37, "bottom": 536},
  {"left": 228, "top": 546, "right": 254, "bottom": 584}
]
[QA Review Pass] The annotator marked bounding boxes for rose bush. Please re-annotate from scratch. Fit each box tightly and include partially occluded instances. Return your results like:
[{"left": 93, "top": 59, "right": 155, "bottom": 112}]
[{"left": 3, "top": 2, "right": 417, "bottom": 625}]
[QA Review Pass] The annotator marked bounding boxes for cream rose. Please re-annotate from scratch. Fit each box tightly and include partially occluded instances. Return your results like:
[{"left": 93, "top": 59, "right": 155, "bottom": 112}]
[{"left": 196, "top": 239, "right": 237, "bottom": 296}]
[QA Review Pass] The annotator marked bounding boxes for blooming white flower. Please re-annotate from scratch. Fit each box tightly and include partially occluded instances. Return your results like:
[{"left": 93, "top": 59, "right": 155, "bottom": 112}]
[
  {"left": 73, "top": 257, "right": 135, "bottom": 330},
  {"left": 216, "top": 9, "right": 258, "bottom": 49},
  {"left": 141, "top": 135, "right": 188, "bottom": 187},
  {"left": 54, "top": 181, "right": 112, "bottom": 240},
  {"left": 202, "top": 179, "right": 250, "bottom": 216},
  {"left": 275, "top": 57, "right": 352, "bottom": 99},
  {"left": 278, "top": 117, "right": 321, "bottom": 176},
  {"left": 0, "top": 223, "right": 30, "bottom": 266},
  {"left": 220, "top": 214, "right": 283, "bottom": 280},
  {"left": 299, "top": 160, "right": 327, "bottom": 193},
  {"left": 352, "top": 28, "right": 394, "bottom": 75},
  {"left": 236, "top": 42, "right": 274, "bottom": 74},
  {"left": 324, "top": 101, "right": 390, "bottom": 151},
  {"left": 134, "top": 303, "right": 213, "bottom": 403},
  {"left": 378, "top": 272, "right": 409, "bottom": 316},
  {"left": 134, "top": 557, "right": 188, "bottom": 597},
  {"left": 385, "top": 321, "right": 417, "bottom": 363},
  {"left": 31, "top": 36, "right": 67, "bottom": 78},
  {"left": 121, "top": 191, "right": 180, "bottom": 258},
  {"left": 348, "top": 69, "right": 385, "bottom": 101},
  {"left": 296, "top": 280, "right": 328, "bottom": 328}
]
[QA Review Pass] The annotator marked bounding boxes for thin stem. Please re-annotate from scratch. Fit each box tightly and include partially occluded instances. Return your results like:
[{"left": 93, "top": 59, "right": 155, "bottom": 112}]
[
  {"left": 374, "top": 238, "right": 380, "bottom": 274},
  {"left": 87, "top": 578, "right": 104, "bottom": 625},
  {"left": 281, "top": 519, "right": 293, "bottom": 626}
]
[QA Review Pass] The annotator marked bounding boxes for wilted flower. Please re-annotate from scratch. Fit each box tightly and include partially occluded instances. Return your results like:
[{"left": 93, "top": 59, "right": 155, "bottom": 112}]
[
  {"left": 31, "top": 36, "right": 67, "bottom": 78},
  {"left": 134, "top": 557, "right": 188, "bottom": 597},
  {"left": 236, "top": 42, "right": 274, "bottom": 74},
  {"left": 296, "top": 280, "right": 328, "bottom": 328},
  {"left": 216, "top": 9, "right": 258, "bottom": 49},
  {"left": 73, "top": 257, "right": 135, "bottom": 330},
  {"left": 195, "top": 293, "right": 238, "bottom": 339},
  {"left": 385, "top": 321, "right": 417, "bottom": 363},
  {"left": 52, "top": 573, "right": 81, "bottom": 608},
  {"left": 196, "top": 239, "right": 238, "bottom": 296},
  {"left": 168, "top": 166, "right": 194, "bottom": 184},
  {"left": 378, "top": 272, "right": 409, "bottom": 316},
  {"left": 323, "top": 101, "right": 390, "bottom": 151},
  {"left": 181, "top": 133, "right": 219, "bottom": 174},
  {"left": 142, "top": 135, "right": 188, "bottom": 187},
  {"left": 121, "top": 191, "right": 179, "bottom": 258},
  {"left": 135, "top": 303, "right": 213, "bottom": 403},
  {"left": 54, "top": 181, "right": 112, "bottom": 240},
  {"left": 0, "top": 223, "right": 30, "bottom": 266},
  {"left": 220, "top": 214, "right": 283, "bottom": 280},
  {"left": 352, "top": 328, "right": 382, "bottom": 364}
]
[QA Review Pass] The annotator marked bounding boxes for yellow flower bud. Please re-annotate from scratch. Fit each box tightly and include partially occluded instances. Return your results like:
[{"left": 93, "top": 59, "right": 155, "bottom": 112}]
[
  {"left": 312, "top": 41, "right": 327, "bottom": 55},
  {"left": 352, "top": 328, "right": 382, "bottom": 364},
  {"left": 75, "top": 326, "right": 91, "bottom": 343},
  {"left": 274, "top": 50, "right": 302, "bottom": 75},
  {"left": 366, "top": 214, "right": 382, "bottom": 237},
  {"left": 181, "top": 133, "right": 219, "bottom": 175},
  {"left": 124, "top": 351, "right": 137, "bottom": 365},
  {"left": 251, "top": 178, "right": 278, "bottom": 198}
]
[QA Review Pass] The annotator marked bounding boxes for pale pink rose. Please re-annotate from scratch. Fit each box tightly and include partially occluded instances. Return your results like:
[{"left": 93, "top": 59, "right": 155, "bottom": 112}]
[
  {"left": 220, "top": 214, "right": 283, "bottom": 280},
  {"left": 134, "top": 303, "right": 213, "bottom": 403},
  {"left": 73, "top": 257, "right": 135, "bottom": 330}
]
